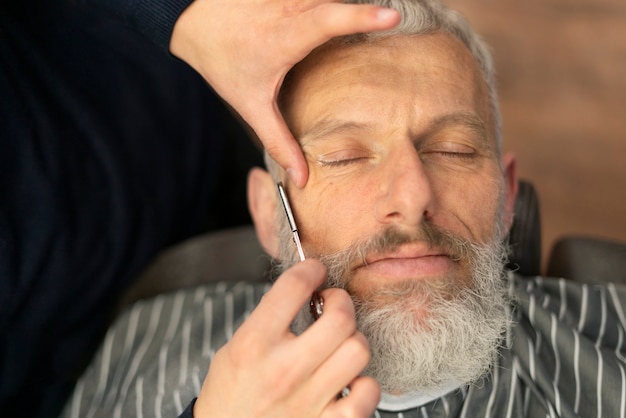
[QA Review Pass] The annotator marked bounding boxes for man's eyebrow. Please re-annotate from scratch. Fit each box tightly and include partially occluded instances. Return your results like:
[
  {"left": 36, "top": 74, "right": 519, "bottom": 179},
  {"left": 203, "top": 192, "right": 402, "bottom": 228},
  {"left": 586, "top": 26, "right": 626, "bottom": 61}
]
[
  {"left": 425, "top": 112, "right": 489, "bottom": 141},
  {"left": 299, "top": 113, "right": 489, "bottom": 146},
  {"left": 298, "top": 119, "right": 373, "bottom": 146}
]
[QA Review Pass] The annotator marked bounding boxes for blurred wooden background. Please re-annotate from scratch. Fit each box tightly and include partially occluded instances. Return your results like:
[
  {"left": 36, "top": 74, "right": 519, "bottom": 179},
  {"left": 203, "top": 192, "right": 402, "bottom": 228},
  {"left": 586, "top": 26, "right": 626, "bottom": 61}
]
[{"left": 445, "top": 0, "right": 626, "bottom": 271}]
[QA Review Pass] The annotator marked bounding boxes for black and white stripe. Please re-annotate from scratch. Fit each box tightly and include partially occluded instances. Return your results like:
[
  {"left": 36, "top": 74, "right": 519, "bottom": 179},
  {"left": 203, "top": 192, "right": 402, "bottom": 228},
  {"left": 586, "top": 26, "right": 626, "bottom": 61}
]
[
  {"left": 62, "top": 282, "right": 270, "bottom": 418},
  {"left": 61, "top": 274, "right": 626, "bottom": 417}
]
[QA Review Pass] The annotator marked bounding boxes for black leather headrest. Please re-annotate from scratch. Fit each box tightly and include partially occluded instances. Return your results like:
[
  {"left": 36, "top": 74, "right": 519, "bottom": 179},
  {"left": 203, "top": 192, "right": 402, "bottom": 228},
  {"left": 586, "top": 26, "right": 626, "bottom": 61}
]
[{"left": 507, "top": 180, "right": 542, "bottom": 276}]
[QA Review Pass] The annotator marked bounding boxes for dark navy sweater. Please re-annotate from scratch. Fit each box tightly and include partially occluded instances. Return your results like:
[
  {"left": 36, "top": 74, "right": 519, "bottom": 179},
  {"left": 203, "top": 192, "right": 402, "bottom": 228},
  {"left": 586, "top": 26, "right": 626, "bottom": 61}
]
[{"left": 0, "top": 1, "right": 261, "bottom": 415}]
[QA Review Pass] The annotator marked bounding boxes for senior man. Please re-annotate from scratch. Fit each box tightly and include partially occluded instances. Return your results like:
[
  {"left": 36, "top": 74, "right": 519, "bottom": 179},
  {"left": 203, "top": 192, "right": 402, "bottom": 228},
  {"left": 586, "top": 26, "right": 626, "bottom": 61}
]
[{"left": 62, "top": 0, "right": 626, "bottom": 417}]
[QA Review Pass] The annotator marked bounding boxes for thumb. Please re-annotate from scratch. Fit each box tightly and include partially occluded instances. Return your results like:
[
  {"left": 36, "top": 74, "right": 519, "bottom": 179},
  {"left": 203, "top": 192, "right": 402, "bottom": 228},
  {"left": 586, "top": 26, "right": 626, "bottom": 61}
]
[{"left": 249, "top": 106, "right": 309, "bottom": 188}]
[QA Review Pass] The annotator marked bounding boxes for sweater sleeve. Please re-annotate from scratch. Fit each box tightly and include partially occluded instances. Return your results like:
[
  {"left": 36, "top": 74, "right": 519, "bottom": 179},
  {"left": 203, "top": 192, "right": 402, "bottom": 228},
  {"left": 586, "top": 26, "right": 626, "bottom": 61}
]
[
  {"left": 178, "top": 398, "right": 197, "bottom": 418},
  {"left": 78, "top": 0, "right": 194, "bottom": 52}
]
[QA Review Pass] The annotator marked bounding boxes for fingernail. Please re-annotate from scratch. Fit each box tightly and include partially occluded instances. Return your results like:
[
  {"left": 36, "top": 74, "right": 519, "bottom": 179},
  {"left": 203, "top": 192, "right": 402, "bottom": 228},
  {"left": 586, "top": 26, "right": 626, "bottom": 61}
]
[{"left": 377, "top": 8, "right": 399, "bottom": 22}]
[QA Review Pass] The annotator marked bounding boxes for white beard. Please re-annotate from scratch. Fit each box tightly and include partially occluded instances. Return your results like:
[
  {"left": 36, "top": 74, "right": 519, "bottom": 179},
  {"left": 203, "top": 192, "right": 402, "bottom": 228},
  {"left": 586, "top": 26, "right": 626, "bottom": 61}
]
[
  {"left": 277, "top": 212, "right": 510, "bottom": 394},
  {"left": 350, "top": 240, "right": 509, "bottom": 394}
]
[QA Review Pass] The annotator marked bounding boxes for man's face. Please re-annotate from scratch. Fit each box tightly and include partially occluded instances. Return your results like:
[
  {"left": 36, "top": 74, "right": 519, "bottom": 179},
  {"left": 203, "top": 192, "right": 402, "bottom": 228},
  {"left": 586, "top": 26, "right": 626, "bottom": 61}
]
[
  {"left": 252, "top": 32, "right": 517, "bottom": 394},
  {"left": 279, "top": 33, "right": 515, "bottom": 300}
]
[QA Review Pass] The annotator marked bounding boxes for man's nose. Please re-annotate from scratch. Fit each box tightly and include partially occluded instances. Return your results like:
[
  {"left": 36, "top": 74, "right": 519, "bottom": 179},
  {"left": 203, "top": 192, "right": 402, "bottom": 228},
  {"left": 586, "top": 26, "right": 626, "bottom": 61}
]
[{"left": 374, "top": 144, "right": 434, "bottom": 228}]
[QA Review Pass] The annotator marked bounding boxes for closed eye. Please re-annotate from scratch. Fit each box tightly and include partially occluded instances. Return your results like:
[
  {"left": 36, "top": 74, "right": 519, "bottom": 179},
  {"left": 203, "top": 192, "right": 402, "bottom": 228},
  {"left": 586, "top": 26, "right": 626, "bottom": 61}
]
[
  {"left": 316, "top": 149, "right": 372, "bottom": 167},
  {"left": 318, "top": 156, "right": 370, "bottom": 167},
  {"left": 432, "top": 150, "right": 476, "bottom": 160},
  {"left": 421, "top": 141, "right": 477, "bottom": 161}
]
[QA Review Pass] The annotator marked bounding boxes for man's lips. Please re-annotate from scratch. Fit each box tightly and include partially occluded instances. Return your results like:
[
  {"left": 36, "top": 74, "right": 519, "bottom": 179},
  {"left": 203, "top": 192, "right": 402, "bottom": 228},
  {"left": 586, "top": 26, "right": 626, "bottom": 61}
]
[
  {"left": 362, "top": 243, "right": 447, "bottom": 265},
  {"left": 354, "top": 244, "right": 454, "bottom": 279}
]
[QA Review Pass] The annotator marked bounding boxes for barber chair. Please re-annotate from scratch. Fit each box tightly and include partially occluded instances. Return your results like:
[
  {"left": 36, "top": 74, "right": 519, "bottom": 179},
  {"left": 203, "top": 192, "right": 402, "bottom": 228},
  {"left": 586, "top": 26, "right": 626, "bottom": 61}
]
[
  {"left": 116, "top": 180, "right": 626, "bottom": 312},
  {"left": 505, "top": 181, "right": 626, "bottom": 284},
  {"left": 506, "top": 180, "right": 626, "bottom": 282},
  {"left": 506, "top": 180, "right": 542, "bottom": 276},
  {"left": 547, "top": 236, "right": 626, "bottom": 285}
]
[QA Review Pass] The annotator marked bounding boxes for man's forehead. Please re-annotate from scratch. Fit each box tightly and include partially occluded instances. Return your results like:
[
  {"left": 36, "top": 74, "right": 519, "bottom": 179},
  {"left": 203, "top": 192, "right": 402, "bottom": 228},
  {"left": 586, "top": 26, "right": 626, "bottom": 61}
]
[
  {"left": 287, "top": 32, "right": 475, "bottom": 84},
  {"left": 281, "top": 32, "right": 490, "bottom": 143}
]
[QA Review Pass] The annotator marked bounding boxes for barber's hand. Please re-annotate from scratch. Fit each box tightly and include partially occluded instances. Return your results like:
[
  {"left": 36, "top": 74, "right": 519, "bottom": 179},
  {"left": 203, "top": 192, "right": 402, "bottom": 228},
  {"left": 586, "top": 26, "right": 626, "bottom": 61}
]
[
  {"left": 170, "top": 0, "right": 399, "bottom": 188},
  {"left": 193, "top": 259, "right": 379, "bottom": 417}
]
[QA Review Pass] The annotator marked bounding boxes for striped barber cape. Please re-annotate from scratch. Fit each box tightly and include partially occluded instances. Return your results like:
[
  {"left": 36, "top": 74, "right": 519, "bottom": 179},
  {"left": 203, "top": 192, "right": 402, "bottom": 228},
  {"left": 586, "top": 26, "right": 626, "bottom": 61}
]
[{"left": 61, "top": 273, "right": 626, "bottom": 418}]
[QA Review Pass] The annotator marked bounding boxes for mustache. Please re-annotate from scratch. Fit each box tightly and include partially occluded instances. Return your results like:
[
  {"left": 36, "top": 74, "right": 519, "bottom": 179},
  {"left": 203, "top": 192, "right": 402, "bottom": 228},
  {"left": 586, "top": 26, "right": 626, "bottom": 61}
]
[{"left": 318, "top": 222, "right": 474, "bottom": 288}]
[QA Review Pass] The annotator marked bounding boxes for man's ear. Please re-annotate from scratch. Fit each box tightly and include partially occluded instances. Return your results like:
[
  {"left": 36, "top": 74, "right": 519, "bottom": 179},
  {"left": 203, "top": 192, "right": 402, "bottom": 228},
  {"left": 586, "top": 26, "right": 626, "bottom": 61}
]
[
  {"left": 501, "top": 152, "right": 518, "bottom": 233},
  {"left": 247, "top": 167, "right": 281, "bottom": 258}
]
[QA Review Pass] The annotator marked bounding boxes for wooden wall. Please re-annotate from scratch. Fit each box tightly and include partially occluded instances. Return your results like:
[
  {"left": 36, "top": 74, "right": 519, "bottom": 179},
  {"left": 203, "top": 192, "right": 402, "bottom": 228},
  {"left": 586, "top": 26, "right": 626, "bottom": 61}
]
[{"left": 445, "top": 0, "right": 626, "bottom": 270}]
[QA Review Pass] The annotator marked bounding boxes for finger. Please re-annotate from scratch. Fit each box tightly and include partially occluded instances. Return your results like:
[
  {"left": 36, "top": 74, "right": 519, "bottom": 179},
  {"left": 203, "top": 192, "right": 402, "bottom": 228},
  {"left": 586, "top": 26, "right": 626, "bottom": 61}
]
[
  {"left": 280, "top": 288, "right": 359, "bottom": 382},
  {"left": 249, "top": 104, "right": 309, "bottom": 188},
  {"left": 324, "top": 376, "right": 381, "bottom": 418},
  {"left": 298, "top": 4, "right": 400, "bottom": 49},
  {"left": 241, "top": 259, "right": 326, "bottom": 338},
  {"left": 307, "top": 331, "right": 373, "bottom": 407},
  {"left": 295, "top": 288, "right": 358, "bottom": 357}
]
